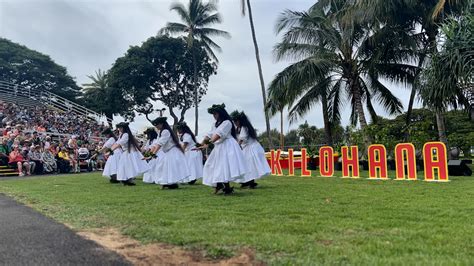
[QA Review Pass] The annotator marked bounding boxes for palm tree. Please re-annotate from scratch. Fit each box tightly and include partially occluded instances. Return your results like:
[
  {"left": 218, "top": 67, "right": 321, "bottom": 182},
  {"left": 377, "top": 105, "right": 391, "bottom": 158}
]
[
  {"left": 420, "top": 14, "right": 473, "bottom": 139},
  {"left": 268, "top": 4, "right": 414, "bottom": 152},
  {"left": 160, "top": 0, "right": 230, "bottom": 135},
  {"left": 240, "top": 0, "right": 273, "bottom": 149},
  {"left": 82, "top": 69, "right": 114, "bottom": 126},
  {"left": 352, "top": 0, "right": 469, "bottom": 142}
]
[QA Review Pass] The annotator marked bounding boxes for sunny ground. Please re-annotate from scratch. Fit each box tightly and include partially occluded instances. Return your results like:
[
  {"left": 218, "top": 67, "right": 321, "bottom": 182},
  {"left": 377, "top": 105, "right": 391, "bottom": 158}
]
[{"left": 0, "top": 171, "right": 473, "bottom": 265}]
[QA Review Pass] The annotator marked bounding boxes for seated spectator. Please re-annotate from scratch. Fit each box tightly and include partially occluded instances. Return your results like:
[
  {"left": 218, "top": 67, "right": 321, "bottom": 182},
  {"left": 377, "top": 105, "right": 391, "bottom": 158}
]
[
  {"left": 57, "top": 147, "right": 72, "bottom": 173},
  {"left": 42, "top": 147, "right": 57, "bottom": 174},
  {"left": 22, "top": 147, "right": 36, "bottom": 174},
  {"left": 0, "top": 138, "right": 10, "bottom": 165},
  {"left": 8, "top": 145, "right": 30, "bottom": 176},
  {"left": 29, "top": 145, "right": 44, "bottom": 175}
]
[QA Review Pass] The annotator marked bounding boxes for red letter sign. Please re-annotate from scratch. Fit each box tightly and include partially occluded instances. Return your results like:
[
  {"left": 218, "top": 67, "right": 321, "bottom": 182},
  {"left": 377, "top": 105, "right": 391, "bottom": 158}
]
[
  {"left": 368, "top": 144, "right": 388, "bottom": 179},
  {"left": 341, "top": 146, "right": 359, "bottom": 178},
  {"left": 423, "top": 142, "right": 449, "bottom": 182},
  {"left": 270, "top": 149, "right": 283, "bottom": 176},
  {"left": 394, "top": 143, "right": 417, "bottom": 180},
  {"left": 319, "top": 146, "right": 334, "bottom": 177},
  {"left": 288, "top": 149, "right": 295, "bottom": 176},
  {"left": 301, "top": 148, "right": 311, "bottom": 177}
]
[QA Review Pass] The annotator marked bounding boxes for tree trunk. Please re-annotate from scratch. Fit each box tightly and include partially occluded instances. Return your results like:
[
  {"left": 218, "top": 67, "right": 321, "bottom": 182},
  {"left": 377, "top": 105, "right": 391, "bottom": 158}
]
[
  {"left": 321, "top": 94, "right": 333, "bottom": 147},
  {"left": 192, "top": 49, "right": 199, "bottom": 136},
  {"left": 435, "top": 111, "right": 448, "bottom": 145},
  {"left": 280, "top": 109, "right": 284, "bottom": 149},
  {"left": 246, "top": 0, "right": 273, "bottom": 150},
  {"left": 352, "top": 80, "right": 371, "bottom": 152}
]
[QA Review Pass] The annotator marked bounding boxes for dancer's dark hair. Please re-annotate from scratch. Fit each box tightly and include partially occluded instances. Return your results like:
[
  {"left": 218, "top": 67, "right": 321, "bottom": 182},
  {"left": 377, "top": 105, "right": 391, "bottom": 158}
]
[
  {"left": 118, "top": 124, "right": 140, "bottom": 152},
  {"left": 158, "top": 121, "right": 184, "bottom": 153},
  {"left": 236, "top": 112, "right": 257, "bottom": 139},
  {"left": 146, "top": 130, "right": 158, "bottom": 142},
  {"left": 214, "top": 108, "right": 237, "bottom": 139},
  {"left": 177, "top": 123, "right": 198, "bottom": 144}
]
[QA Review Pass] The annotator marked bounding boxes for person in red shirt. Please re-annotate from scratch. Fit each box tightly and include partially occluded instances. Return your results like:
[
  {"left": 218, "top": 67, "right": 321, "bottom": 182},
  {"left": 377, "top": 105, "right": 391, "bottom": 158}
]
[{"left": 8, "top": 145, "right": 31, "bottom": 176}]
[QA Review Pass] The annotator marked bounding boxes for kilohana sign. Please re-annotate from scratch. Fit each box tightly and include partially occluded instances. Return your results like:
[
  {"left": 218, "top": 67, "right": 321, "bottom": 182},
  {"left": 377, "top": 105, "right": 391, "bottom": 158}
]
[{"left": 269, "top": 142, "right": 449, "bottom": 182}]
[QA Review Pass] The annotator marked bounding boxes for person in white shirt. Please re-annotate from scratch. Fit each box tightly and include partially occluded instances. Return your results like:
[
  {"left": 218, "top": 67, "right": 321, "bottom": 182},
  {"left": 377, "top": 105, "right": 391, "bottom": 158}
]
[
  {"left": 111, "top": 122, "right": 150, "bottom": 186},
  {"left": 145, "top": 117, "right": 190, "bottom": 189},
  {"left": 101, "top": 128, "right": 121, "bottom": 183},
  {"left": 176, "top": 122, "right": 203, "bottom": 185},
  {"left": 142, "top": 127, "right": 160, "bottom": 184},
  {"left": 231, "top": 111, "right": 271, "bottom": 188},
  {"left": 196, "top": 104, "right": 248, "bottom": 195}
]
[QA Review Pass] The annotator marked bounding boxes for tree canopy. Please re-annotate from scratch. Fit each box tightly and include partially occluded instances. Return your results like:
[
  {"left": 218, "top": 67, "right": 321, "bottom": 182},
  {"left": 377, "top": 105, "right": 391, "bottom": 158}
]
[
  {"left": 0, "top": 38, "right": 80, "bottom": 100},
  {"left": 107, "top": 35, "right": 217, "bottom": 124}
]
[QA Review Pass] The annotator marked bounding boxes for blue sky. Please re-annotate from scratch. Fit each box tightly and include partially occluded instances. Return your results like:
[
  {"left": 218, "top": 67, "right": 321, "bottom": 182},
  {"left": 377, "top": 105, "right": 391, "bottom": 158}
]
[{"left": 0, "top": 0, "right": 419, "bottom": 136}]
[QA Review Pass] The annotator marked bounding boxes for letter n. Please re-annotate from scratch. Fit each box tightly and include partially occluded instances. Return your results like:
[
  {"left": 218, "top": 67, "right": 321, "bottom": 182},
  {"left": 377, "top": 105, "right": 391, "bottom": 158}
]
[{"left": 394, "top": 143, "right": 417, "bottom": 180}]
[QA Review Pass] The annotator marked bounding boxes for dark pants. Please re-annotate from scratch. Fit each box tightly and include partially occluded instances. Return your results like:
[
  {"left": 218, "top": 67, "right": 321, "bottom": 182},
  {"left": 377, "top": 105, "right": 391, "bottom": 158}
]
[
  {"left": 32, "top": 160, "right": 44, "bottom": 175},
  {"left": 57, "top": 159, "right": 71, "bottom": 173}
]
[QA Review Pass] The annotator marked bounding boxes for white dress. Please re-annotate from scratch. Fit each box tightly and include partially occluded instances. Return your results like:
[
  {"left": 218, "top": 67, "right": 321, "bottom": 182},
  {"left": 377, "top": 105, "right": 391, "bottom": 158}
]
[
  {"left": 116, "top": 133, "right": 150, "bottom": 181},
  {"left": 202, "top": 120, "right": 248, "bottom": 187},
  {"left": 238, "top": 127, "right": 271, "bottom": 183},
  {"left": 142, "top": 139, "right": 161, "bottom": 184},
  {"left": 180, "top": 133, "right": 203, "bottom": 183},
  {"left": 153, "top": 129, "right": 190, "bottom": 185},
  {"left": 102, "top": 137, "right": 122, "bottom": 178}
]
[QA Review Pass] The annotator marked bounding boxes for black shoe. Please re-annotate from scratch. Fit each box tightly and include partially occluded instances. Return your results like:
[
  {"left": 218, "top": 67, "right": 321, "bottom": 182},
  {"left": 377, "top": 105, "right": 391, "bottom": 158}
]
[
  {"left": 122, "top": 180, "right": 136, "bottom": 186},
  {"left": 240, "top": 181, "right": 250, "bottom": 188},
  {"left": 188, "top": 180, "right": 197, "bottom": 185},
  {"left": 169, "top": 184, "right": 179, "bottom": 189},
  {"left": 249, "top": 182, "right": 258, "bottom": 189},
  {"left": 214, "top": 183, "right": 224, "bottom": 194},
  {"left": 223, "top": 187, "right": 234, "bottom": 195},
  {"left": 109, "top": 179, "right": 120, "bottom": 184}
]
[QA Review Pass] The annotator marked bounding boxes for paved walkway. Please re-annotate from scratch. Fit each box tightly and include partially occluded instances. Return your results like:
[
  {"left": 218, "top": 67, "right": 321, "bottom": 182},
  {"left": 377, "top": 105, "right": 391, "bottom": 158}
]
[{"left": 0, "top": 194, "right": 131, "bottom": 265}]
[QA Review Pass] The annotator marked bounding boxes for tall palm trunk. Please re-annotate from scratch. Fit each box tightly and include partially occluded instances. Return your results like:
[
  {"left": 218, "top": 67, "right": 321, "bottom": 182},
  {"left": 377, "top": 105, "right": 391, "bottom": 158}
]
[
  {"left": 245, "top": 0, "right": 273, "bottom": 149},
  {"left": 192, "top": 49, "right": 199, "bottom": 136},
  {"left": 352, "top": 79, "right": 371, "bottom": 152},
  {"left": 435, "top": 111, "right": 448, "bottom": 144},
  {"left": 321, "top": 94, "right": 333, "bottom": 147},
  {"left": 280, "top": 109, "right": 284, "bottom": 149}
]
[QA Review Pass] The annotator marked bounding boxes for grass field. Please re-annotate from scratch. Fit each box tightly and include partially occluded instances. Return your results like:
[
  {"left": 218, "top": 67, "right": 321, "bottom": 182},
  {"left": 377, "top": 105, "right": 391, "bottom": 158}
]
[{"left": 0, "top": 171, "right": 473, "bottom": 265}]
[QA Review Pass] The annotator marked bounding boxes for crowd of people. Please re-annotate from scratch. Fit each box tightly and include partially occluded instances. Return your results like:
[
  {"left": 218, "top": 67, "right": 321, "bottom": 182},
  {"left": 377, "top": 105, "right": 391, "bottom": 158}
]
[{"left": 0, "top": 100, "right": 109, "bottom": 176}]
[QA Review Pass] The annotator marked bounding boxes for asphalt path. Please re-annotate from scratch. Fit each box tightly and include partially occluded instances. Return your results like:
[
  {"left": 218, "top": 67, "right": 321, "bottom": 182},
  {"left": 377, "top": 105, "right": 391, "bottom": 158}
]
[{"left": 0, "top": 194, "right": 131, "bottom": 266}]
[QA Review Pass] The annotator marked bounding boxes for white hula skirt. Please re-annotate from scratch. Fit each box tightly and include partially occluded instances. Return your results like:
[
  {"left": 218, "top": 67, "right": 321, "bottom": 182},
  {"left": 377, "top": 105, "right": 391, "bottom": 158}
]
[
  {"left": 102, "top": 149, "right": 122, "bottom": 178},
  {"left": 153, "top": 147, "right": 190, "bottom": 185},
  {"left": 203, "top": 138, "right": 248, "bottom": 187},
  {"left": 240, "top": 141, "right": 271, "bottom": 183},
  {"left": 117, "top": 149, "right": 150, "bottom": 181},
  {"left": 143, "top": 150, "right": 164, "bottom": 184},
  {"left": 181, "top": 149, "right": 203, "bottom": 183}
]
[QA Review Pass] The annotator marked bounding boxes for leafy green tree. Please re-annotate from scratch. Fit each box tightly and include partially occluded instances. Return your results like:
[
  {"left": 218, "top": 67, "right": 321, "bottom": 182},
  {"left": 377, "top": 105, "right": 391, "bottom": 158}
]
[
  {"left": 285, "top": 129, "right": 300, "bottom": 148},
  {"left": 82, "top": 69, "right": 133, "bottom": 126},
  {"left": 108, "top": 36, "right": 216, "bottom": 125},
  {"left": 240, "top": 0, "right": 273, "bottom": 149},
  {"left": 257, "top": 129, "right": 281, "bottom": 151},
  {"left": 160, "top": 0, "right": 230, "bottom": 135},
  {"left": 269, "top": 3, "right": 413, "bottom": 152},
  {"left": 0, "top": 38, "right": 80, "bottom": 100}
]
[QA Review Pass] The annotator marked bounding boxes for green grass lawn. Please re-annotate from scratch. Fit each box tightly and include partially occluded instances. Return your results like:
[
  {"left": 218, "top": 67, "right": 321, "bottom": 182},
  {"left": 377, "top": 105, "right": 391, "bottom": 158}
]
[{"left": 0, "top": 171, "right": 473, "bottom": 265}]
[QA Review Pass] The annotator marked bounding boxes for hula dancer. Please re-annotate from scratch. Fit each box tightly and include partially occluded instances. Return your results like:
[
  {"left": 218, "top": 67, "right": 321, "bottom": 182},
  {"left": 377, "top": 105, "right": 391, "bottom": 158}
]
[
  {"left": 112, "top": 122, "right": 150, "bottom": 186},
  {"left": 142, "top": 128, "right": 160, "bottom": 184},
  {"left": 231, "top": 111, "right": 271, "bottom": 188},
  {"left": 101, "top": 128, "right": 121, "bottom": 183},
  {"left": 177, "top": 122, "right": 203, "bottom": 185},
  {"left": 148, "top": 117, "right": 190, "bottom": 189},
  {"left": 197, "top": 104, "right": 247, "bottom": 195}
]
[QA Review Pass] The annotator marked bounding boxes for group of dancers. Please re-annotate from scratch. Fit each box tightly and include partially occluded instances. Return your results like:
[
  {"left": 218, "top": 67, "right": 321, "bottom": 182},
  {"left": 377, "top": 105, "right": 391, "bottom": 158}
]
[{"left": 100, "top": 104, "right": 271, "bottom": 195}]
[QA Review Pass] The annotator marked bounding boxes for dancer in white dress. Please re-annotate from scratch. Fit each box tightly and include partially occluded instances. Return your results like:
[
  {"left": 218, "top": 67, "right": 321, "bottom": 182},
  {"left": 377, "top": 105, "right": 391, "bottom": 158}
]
[
  {"left": 142, "top": 128, "right": 159, "bottom": 184},
  {"left": 176, "top": 122, "right": 203, "bottom": 184},
  {"left": 197, "top": 104, "right": 248, "bottom": 195},
  {"left": 145, "top": 117, "right": 190, "bottom": 189},
  {"left": 112, "top": 122, "right": 150, "bottom": 186},
  {"left": 101, "top": 128, "right": 121, "bottom": 183},
  {"left": 231, "top": 111, "right": 271, "bottom": 188}
]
